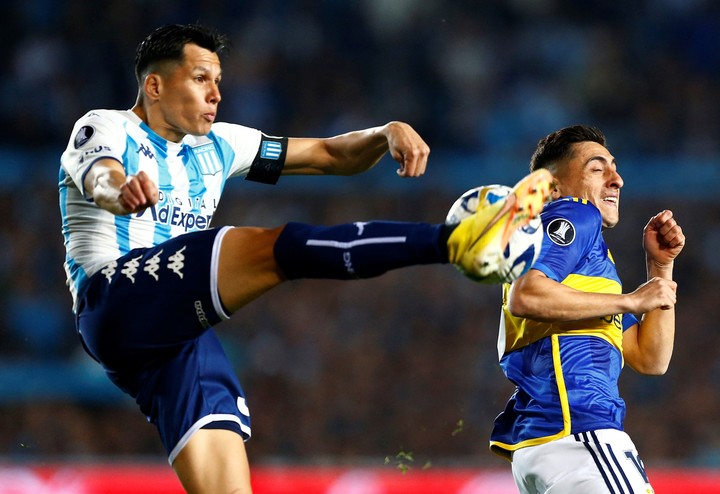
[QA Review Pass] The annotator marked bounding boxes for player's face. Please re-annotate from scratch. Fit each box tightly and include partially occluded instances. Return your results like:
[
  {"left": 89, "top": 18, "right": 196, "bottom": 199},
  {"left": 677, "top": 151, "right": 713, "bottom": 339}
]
[
  {"left": 155, "top": 43, "right": 222, "bottom": 142},
  {"left": 552, "top": 141, "right": 624, "bottom": 228}
]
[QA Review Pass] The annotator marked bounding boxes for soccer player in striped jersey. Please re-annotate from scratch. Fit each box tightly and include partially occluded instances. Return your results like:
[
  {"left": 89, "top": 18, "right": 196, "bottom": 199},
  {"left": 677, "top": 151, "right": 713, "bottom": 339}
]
[
  {"left": 490, "top": 125, "right": 685, "bottom": 493},
  {"left": 59, "top": 24, "right": 551, "bottom": 493}
]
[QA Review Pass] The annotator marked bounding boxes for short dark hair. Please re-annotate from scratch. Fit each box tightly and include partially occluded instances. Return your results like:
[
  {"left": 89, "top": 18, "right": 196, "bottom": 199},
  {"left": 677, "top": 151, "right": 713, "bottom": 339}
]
[
  {"left": 529, "top": 125, "right": 607, "bottom": 172},
  {"left": 134, "top": 24, "right": 230, "bottom": 83}
]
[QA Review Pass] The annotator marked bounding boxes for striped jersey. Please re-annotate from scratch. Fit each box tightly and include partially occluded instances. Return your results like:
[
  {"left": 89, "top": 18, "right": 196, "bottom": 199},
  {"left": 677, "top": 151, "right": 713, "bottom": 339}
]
[
  {"left": 59, "top": 109, "right": 285, "bottom": 311},
  {"left": 490, "top": 197, "right": 639, "bottom": 460}
]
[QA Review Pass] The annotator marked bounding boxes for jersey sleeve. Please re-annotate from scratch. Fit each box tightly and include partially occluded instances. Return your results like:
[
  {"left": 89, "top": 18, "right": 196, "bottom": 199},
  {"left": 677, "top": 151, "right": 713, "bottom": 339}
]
[
  {"left": 210, "top": 123, "right": 287, "bottom": 184},
  {"left": 531, "top": 199, "right": 603, "bottom": 282},
  {"left": 60, "top": 110, "right": 128, "bottom": 200},
  {"left": 622, "top": 312, "right": 639, "bottom": 332}
]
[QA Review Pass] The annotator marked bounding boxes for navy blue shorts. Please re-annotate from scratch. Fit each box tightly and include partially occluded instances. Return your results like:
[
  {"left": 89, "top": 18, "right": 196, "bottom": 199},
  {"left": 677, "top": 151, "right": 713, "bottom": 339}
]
[{"left": 75, "top": 226, "right": 251, "bottom": 464}]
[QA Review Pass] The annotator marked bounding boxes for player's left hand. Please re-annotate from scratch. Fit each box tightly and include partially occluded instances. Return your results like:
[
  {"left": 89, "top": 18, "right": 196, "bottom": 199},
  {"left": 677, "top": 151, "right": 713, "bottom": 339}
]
[
  {"left": 643, "top": 209, "right": 685, "bottom": 267},
  {"left": 385, "top": 121, "right": 430, "bottom": 177}
]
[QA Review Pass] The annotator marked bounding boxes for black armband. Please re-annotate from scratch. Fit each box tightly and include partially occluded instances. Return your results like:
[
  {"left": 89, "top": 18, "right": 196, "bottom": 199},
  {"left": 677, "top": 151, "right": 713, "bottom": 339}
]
[{"left": 245, "top": 135, "right": 287, "bottom": 184}]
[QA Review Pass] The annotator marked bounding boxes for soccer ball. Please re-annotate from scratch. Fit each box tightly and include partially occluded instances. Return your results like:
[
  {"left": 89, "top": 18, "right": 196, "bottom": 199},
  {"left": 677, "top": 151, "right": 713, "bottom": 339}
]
[{"left": 446, "top": 185, "right": 544, "bottom": 284}]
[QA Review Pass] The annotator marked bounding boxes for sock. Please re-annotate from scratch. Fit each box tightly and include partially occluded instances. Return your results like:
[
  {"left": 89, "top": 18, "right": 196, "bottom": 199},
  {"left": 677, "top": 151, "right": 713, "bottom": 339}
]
[{"left": 274, "top": 221, "right": 450, "bottom": 280}]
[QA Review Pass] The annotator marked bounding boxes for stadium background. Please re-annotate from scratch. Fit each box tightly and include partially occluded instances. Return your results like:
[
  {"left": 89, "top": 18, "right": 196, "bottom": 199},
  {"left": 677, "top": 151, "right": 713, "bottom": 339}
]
[{"left": 1, "top": 0, "right": 720, "bottom": 492}]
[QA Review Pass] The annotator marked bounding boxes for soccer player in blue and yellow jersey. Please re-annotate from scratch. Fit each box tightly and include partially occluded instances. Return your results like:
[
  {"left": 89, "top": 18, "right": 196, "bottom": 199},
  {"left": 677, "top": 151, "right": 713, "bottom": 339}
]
[
  {"left": 59, "top": 24, "right": 551, "bottom": 494},
  {"left": 490, "top": 125, "right": 685, "bottom": 493}
]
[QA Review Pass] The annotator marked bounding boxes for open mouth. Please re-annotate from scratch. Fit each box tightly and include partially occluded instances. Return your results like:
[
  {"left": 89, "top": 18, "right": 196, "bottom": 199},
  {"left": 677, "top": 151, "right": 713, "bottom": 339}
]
[{"left": 603, "top": 196, "right": 618, "bottom": 206}]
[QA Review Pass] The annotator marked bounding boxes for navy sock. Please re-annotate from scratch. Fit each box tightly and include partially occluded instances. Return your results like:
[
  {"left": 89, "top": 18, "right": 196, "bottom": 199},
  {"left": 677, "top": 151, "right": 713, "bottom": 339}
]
[{"left": 274, "top": 221, "right": 450, "bottom": 280}]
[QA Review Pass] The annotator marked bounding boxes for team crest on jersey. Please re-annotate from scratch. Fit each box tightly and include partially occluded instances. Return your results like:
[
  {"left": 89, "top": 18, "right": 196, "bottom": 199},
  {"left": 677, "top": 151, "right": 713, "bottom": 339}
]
[
  {"left": 74, "top": 126, "right": 95, "bottom": 148},
  {"left": 260, "top": 140, "right": 282, "bottom": 160},
  {"left": 192, "top": 143, "right": 222, "bottom": 175},
  {"left": 547, "top": 217, "right": 575, "bottom": 246}
]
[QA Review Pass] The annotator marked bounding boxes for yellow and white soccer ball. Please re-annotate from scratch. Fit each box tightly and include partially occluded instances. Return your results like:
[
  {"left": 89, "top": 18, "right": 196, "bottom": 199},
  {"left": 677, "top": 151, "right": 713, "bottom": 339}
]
[{"left": 446, "top": 185, "right": 544, "bottom": 284}]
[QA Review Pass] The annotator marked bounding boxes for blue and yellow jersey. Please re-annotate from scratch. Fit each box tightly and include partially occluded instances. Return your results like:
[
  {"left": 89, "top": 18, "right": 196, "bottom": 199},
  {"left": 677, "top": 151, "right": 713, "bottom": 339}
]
[{"left": 489, "top": 197, "right": 639, "bottom": 460}]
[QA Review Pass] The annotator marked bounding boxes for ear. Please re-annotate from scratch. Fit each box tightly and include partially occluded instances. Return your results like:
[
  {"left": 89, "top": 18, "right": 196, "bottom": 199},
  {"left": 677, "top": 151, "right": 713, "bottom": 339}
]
[
  {"left": 143, "top": 73, "right": 162, "bottom": 101},
  {"left": 550, "top": 178, "right": 562, "bottom": 200}
]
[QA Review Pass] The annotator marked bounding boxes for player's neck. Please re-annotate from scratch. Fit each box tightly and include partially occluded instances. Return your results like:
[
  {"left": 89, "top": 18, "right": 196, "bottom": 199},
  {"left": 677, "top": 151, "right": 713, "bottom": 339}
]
[
  {"left": 131, "top": 104, "right": 186, "bottom": 143},
  {"left": 131, "top": 104, "right": 148, "bottom": 126}
]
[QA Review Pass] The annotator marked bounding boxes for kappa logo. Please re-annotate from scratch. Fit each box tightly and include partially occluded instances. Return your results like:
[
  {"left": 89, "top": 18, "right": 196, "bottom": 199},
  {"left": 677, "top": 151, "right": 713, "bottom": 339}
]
[
  {"left": 138, "top": 144, "right": 155, "bottom": 159},
  {"left": 144, "top": 250, "right": 163, "bottom": 281},
  {"left": 101, "top": 260, "right": 117, "bottom": 283},
  {"left": 121, "top": 255, "right": 143, "bottom": 283},
  {"left": 115, "top": 246, "right": 186, "bottom": 284},
  {"left": 167, "top": 246, "right": 187, "bottom": 278},
  {"left": 74, "top": 125, "right": 95, "bottom": 148},
  {"left": 547, "top": 218, "right": 575, "bottom": 246}
]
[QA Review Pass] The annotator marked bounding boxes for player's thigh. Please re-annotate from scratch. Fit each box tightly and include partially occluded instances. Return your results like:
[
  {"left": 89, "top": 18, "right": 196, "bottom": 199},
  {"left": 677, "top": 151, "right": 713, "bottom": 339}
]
[
  {"left": 216, "top": 225, "right": 285, "bottom": 312},
  {"left": 173, "top": 428, "right": 252, "bottom": 494},
  {"left": 512, "top": 430, "right": 653, "bottom": 494}
]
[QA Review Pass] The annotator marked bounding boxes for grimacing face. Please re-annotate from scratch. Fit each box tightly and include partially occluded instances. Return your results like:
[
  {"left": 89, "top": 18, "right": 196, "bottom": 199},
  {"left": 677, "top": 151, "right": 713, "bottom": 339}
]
[
  {"left": 151, "top": 43, "right": 222, "bottom": 142},
  {"left": 551, "top": 141, "right": 624, "bottom": 228}
]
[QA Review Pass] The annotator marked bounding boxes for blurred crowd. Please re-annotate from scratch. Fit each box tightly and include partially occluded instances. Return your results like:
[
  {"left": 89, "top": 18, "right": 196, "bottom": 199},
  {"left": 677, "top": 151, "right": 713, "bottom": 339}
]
[
  {"left": 4, "top": 0, "right": 720, "bottom": 159},
  {"left": 1, "top": 0, "right": 720, "bottom": 469}
]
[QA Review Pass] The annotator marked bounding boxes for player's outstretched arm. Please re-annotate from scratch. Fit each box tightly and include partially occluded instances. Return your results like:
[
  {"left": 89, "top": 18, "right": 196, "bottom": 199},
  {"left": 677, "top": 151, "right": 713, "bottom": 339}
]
[
  {"left": 83, "top": 159, "right": 159, "bottom": 216},
  {"left": 282, "top": 121, "right": 430, "bottom": 178}
]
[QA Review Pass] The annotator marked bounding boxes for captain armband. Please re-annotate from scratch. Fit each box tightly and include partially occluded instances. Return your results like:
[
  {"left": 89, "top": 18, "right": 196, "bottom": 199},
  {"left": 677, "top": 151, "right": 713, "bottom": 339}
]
[{"left": 245, "top": 135, "right": 287, "bottom": 185}]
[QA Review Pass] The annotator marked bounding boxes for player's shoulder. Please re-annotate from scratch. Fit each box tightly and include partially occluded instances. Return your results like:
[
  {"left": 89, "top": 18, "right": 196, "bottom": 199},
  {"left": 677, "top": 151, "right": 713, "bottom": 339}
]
[
  {"left": 69, "top": 109, "right": 137, "bottom": 149},
  {"left": 72, "top": 109, "right": 137, "bottom": 136},
  {"left": 76, "top": 109, "right": 132, "bottom": 125},
  {"left": 194, "top": 122, "right": 264, "bottom": 152},
  {"left": 541, "top": 197, "right": 601, "bottom": 246},
  {"left": 543, "top": 197, "right": 601, "bottom": 223},
  {"left": 208, "top": 121, "right": 262, "bottom": 140},
  {"left": 210, "top": 121, "right": 258, "bottom": 132}
]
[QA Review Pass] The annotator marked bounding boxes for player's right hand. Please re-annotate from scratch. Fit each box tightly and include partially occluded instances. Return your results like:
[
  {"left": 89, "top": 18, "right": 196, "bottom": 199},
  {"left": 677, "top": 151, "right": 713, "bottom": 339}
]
[
  {"left": 627, "top": 276, "right": 677, "bottom": 312},
  {"left": 119, "top": 171, "right": 159, "bottom": 213},
  {"left": 385, "top": 121, "right": 430, "bottom": 177}
]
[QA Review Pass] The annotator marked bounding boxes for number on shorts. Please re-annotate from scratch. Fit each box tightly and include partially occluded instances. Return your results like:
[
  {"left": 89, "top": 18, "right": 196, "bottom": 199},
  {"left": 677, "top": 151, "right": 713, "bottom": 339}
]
[{"left": 624, "top": 450, "right": 649, "bottom": 483}]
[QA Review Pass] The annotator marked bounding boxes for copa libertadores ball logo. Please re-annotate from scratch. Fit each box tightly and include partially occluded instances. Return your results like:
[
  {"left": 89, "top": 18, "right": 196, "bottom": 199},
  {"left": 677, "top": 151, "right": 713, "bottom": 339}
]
[
  {"left": 74, "top": 125, "right": 95, "bottom": 148},
  {"left": 547, "top": 217, "right": 575, "bottom": 246}
]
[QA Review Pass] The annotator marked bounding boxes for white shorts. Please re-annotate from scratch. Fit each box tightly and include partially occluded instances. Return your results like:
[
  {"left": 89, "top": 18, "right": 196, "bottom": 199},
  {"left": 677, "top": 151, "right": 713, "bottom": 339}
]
[{"left": 511, "top": 429, "right": 654, "bottom": 494}]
